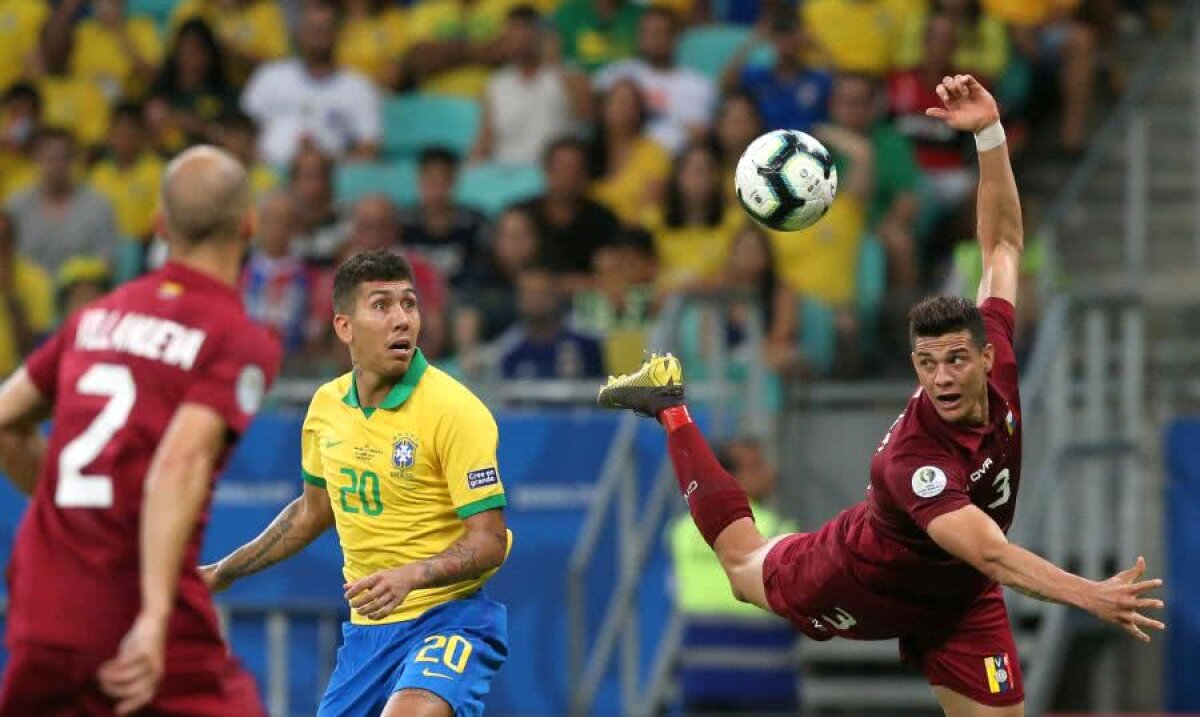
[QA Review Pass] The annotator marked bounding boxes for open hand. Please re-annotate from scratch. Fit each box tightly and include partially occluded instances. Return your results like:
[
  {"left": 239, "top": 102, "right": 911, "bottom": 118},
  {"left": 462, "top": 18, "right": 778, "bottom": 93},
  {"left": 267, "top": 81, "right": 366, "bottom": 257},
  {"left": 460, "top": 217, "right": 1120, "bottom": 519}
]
[
  {"left": 345, "top": 567, "right": 416, "bottom": 621},
  {"left": 925, "top": 74, "right": 1000, "bottom": 134},
  {"left": 1086, "top": 556, "right": 1166, "bottom": 643},
  {"left": 97, "top": 613, "right": 167, "bottom": 715}
]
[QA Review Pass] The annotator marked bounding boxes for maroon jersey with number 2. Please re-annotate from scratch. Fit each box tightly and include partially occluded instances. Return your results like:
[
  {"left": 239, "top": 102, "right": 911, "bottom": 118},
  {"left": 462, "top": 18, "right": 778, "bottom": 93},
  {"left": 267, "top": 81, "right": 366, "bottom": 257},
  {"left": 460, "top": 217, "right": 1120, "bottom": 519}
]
[
  {"left": 0, "top": 262, "right": 280, "bottom": 716},
  {"left": 762, "top": 298, "right": 1024, "bottom": 706}
]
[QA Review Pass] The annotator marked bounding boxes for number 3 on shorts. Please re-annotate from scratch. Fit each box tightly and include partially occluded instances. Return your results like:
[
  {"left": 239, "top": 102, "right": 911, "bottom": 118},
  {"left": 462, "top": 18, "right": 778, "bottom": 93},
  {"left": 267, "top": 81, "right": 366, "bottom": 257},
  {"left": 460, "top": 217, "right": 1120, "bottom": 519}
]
[{"left": 414, "top": 635, "right": 474, "bottom": 673}]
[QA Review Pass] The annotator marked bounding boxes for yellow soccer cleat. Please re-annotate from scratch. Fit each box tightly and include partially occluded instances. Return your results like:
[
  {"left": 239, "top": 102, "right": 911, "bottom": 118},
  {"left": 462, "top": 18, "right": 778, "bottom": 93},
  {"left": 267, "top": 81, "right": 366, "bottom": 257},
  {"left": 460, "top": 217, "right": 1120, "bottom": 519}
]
[{"left": 597, "top": 353, "right": 685, "bottom": 417}]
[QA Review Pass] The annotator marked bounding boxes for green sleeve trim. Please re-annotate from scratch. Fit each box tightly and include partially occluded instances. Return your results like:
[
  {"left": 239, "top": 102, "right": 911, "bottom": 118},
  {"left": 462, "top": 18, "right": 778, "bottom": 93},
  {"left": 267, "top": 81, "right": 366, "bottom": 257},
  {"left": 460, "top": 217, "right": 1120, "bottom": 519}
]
[
  {"left": 302, "top": 469, "right": 326, "bottom": 488},
  {"left": 456, "top": 493, "right": 506, "bottom": 519}
]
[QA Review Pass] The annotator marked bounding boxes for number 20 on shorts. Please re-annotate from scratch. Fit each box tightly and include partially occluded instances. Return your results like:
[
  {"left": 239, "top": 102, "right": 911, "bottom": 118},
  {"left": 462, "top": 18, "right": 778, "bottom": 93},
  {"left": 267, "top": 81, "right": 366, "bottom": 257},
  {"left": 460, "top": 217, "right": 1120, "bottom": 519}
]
[{"left": 415, "top": 635, "right": 473, "bottom": 673}]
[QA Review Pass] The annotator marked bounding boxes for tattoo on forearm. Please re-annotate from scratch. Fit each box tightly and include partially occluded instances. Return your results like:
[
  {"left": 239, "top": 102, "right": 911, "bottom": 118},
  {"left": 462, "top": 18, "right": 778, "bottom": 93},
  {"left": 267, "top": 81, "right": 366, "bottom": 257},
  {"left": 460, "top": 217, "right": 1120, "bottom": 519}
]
[
  {"left": 217, "top": 502, "right": 309, "bottom": 581},
  {"left": 416, "top": 538, "right": 496, "bottom": 589}
]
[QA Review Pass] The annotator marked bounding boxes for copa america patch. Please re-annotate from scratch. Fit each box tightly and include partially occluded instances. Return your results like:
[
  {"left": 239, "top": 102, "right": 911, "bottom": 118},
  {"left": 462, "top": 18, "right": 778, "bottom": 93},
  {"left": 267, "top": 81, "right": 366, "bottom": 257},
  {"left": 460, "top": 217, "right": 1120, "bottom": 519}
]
[
  {"left": 467, "top": 467, "right": 499, "bottom": 489},
  {"left": 235, "top": 365, "right": 266, "bottom": 414},
  {"left": 911, "top": 466, "right": 948, "bottom": 498}
]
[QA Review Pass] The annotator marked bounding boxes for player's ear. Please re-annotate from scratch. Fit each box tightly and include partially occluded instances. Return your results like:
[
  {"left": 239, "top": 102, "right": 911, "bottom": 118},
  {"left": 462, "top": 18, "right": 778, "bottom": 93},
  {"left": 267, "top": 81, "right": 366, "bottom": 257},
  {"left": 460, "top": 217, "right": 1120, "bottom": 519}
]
[
  {"left": 981, "top": 343, "right": 995, "bottom": 373},
  {"left": 333, "top": 312, "right": 353, "bottom": 344}
]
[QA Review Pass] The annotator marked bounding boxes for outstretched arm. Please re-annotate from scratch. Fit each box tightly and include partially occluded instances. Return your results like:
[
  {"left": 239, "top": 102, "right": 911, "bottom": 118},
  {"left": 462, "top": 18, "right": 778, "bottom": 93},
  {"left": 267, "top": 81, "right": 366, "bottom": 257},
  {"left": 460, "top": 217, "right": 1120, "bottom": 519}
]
[
  {"left": 200, "top": 481, "right": 334, "bottom": 592},
  {"left": 0, "top": 369, "right": 50, "bottom": 495},
  {"left": 344, "top": 508, "right": 509, "bottom": 621},
  {"left": 928, "top": 505, "right": 1166, "bottom": 642},
  {"left": 927, "top": 74, "right": 1023, "bottom": 307}
]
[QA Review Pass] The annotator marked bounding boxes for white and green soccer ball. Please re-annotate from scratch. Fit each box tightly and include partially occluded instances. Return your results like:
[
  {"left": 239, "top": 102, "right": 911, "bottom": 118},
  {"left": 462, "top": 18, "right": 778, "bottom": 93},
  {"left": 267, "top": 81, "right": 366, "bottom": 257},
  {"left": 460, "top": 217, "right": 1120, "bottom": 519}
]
[{"left": 734, "top": 129, "right": 838, "bottom": 232}]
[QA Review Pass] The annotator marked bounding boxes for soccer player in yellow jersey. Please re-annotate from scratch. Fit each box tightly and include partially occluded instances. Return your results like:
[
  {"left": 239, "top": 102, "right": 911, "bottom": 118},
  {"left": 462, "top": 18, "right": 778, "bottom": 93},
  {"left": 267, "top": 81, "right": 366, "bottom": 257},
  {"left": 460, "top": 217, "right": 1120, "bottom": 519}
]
[{"left": 201, "top": 250, "right": 511, "bottom": 717}]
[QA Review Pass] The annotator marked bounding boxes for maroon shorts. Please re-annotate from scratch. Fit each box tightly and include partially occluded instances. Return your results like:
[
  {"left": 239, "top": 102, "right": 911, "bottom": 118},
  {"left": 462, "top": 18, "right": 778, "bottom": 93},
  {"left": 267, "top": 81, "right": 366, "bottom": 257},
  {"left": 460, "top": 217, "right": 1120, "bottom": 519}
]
[
  {"left": 763, "top": 533, "right": 1024, "bottom": 707},
  {"left": 0, "top": 641, "right": 266, "bottom": 717}
]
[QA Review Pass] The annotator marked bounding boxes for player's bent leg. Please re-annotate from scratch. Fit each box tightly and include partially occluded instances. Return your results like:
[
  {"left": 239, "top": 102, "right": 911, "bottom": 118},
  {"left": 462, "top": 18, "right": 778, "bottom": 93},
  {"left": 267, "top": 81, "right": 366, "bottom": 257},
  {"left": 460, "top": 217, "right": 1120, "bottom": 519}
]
[
  {"left": 933, "top": 686, "right": 1024, "bottom": 717},
  {"left": 715, "top": 520, "right": 796, "bottom": 611},
  {"left": 383, "top": 688, "right": 454, "bottom": 717}
]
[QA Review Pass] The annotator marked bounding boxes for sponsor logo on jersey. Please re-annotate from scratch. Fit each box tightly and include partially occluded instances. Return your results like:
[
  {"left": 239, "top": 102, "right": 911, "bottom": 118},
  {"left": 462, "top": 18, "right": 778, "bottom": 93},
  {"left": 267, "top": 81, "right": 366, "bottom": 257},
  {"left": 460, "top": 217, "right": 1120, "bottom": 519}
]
[
  {"left": 970, "top": 457, "right": 994, "bottom": 483},
  {"left": 911, "top": 466, "right": 947, "bottom": 498},
  {"left": 467, "top": 467, "right": 500, "bottom": 489},
  {"left": 984, "top": 653, "right": 1013, "bottom": 694}
]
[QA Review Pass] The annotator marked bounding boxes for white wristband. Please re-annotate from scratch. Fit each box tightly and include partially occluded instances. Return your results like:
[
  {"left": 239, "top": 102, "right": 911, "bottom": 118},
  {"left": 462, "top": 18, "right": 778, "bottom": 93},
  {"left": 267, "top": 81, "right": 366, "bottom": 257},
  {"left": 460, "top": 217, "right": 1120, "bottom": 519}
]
[{"left": 974, "top": 121, "right": 1006, "bottom": 152}]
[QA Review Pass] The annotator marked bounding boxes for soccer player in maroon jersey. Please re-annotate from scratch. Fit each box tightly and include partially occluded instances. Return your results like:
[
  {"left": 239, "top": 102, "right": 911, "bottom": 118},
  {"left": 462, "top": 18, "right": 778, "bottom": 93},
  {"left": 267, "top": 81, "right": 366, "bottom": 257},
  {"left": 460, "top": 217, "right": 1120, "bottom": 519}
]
[
  {"left": 0, "top": 146, "right": 280, "bottom": 715},
  {"left": 598, "top": 75, "right": 1166, "bottom": 715}
]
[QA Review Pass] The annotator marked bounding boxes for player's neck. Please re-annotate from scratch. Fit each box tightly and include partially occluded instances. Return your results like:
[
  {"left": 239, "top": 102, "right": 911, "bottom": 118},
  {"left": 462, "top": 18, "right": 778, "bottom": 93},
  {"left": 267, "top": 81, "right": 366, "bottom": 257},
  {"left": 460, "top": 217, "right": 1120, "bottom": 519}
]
[
  {"left": 959, "top": 393, "right": 989, "bottom": 427},
  {"left": 169, "top": 241, "right": 244, "bottom": 289},
  {"left": 353, "top": 367, "right": 401, "bottom": 408}
]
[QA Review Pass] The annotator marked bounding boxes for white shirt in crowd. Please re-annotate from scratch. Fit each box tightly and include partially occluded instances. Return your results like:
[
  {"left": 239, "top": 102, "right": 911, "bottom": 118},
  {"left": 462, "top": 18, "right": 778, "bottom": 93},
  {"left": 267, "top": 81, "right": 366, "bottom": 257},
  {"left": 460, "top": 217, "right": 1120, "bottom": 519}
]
[
  {"left": 485, "top": 65, "right": 575, "bottom": 166},
  {"left": 594, "top": 59, "right": 716, "bottom": 155},
  {"left": 241, "top": 59, "right": 382, "bottom": 166}
]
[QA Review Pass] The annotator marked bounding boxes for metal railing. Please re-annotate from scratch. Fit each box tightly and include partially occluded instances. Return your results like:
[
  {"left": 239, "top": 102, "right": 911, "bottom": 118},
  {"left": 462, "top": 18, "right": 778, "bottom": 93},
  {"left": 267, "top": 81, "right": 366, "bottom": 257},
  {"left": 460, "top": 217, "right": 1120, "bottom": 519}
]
[{"left": 566, "top": 293, "right": 770, "bottom": 717}]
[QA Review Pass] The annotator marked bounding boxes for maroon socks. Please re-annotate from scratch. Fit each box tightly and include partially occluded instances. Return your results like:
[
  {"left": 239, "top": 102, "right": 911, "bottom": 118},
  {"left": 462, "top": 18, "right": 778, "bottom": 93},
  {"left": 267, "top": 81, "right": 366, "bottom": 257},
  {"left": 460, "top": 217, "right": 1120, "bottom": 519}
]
[{"left": 660, "top": 406, "right": 753, "bottom": 547}]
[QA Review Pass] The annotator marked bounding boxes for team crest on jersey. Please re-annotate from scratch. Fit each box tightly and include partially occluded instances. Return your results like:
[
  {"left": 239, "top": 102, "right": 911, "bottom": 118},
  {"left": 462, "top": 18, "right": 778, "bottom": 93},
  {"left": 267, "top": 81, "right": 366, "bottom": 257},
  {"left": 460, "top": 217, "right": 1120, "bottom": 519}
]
[
  {"left": 392, "top": 434, "right": 419, "bottom": 472},
  {"left": 984, "top": 653, "right": 1013, "bottom": 693}
]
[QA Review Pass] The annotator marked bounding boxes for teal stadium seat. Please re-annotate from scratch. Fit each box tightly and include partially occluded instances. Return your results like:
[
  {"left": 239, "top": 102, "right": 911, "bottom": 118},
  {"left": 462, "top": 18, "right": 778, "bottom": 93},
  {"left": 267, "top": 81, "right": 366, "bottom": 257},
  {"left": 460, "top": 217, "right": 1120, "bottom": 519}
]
[
  {"left": 454, "top": 163, "right": 544, "bottom": 215},
  {"left": 798, "top": 296, "right": 836, "bottom": 377},
  {"left": 127, "top": 0, "right": 178, "bottom": 30},
  {"left": 382, "top": 94, "right": 481, "bottom": 159},
  {"left": 676, "top": 25, "right": 766, "bottom": 80},
  {"left": 334, "top": 159, "right": 419, "bottom": 207}
]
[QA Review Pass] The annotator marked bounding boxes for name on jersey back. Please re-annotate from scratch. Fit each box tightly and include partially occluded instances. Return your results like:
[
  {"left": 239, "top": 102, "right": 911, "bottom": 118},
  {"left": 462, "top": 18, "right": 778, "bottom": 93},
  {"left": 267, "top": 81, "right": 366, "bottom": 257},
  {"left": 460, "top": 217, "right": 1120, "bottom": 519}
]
[{"left": 75, "top": 308, "right": 207, "bottom": 370}]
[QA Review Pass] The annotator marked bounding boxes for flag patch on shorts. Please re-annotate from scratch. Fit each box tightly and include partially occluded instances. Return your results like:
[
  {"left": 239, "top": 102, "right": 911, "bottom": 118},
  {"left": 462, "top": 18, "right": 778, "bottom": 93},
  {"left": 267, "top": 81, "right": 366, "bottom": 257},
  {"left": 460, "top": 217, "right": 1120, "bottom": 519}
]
[
  {"left": 984, "top": 653, "right": 1013, "bottom": 694},
  {"left": 467, "top": 467, "right": 499, "bottom": 489}
]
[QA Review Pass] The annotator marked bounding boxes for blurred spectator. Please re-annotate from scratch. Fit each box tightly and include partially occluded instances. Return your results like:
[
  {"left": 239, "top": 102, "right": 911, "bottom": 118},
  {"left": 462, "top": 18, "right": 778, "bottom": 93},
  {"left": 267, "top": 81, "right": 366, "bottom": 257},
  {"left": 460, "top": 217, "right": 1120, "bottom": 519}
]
[
  {"left": 553, "top": 0, "right": 642, "bottom": 74},
  {"left": 644, "top": 142, "right": 743, "bottom": 292},
  {"left": 403, "top": 0, "right": 515, "bottom": 97},
  {"left": 459, "top": 205, "right": 541, "bottom": 343},
  {"left": 474, "top": 5, "right": 589, "bottom": 166},
  {"left": 595, "top": 7, "right": 716, "bottom": 154},
  {"left": 896, "top": 0, "right": 1009, "bottom": 83},
  {"left": 983, "top": 0, "right": 1096, "bottom": 152},
  {"left": 338, "top": 0, "right": 408, "bottom": 89},
  {"left": 887, "top": 14, "right": 973, "bottom": 212},
  {"left": 241, "top": 0, "right": 382, "bottom": 165},
  {"left": 497, "top": 266, "right": 605, "bottom": 379},
  {"left": 287, "top": 147, "right": 349, "bottom": 265},
  {"left": 517, "top": 138, "right": 620, "bottom": 282},
  {"left": 0, "top": 210, "right": 53, "bottom": 378},
  {"left": 55, "top": 255, "right": 112, "bottom": 323},
  {"left": 399, "top": 148, "right": 486, "bottom": 288},
  {"left": 26, "top": 30, "right": 110, "bottom": 149},
  {"left": 713, "top": 92, "right": 764, "bottom": 200},
  {"left": 7, "top": 128, "right": 118, "bottom": 272},
  {"left": 69, "top": 0, "right": 163, "bottom": 102},
  {"left": 241, "top": 191, "right": 323, "bottom": 356},
  {"left": 588, "top": 79, "right": 670, "bottom": 225},
  {"left": 147, "top": 19, "right": 236, "bottom": 154},
  {"left": 770, "top": 121, "right": 872, "bottom": 301},
  {"left": 721, "top": 225, "right": 800, "bottom": 373},
  {"left": 342, "top": 195, "right": 450, "bottom": 359},
  {"left": 218, "top": 111, "right": 279, "bottom": 199},
  {"left": 0, "top": 84, "right": 42, "bottom": 201},
  {"left": 721, "top": 14, "right": 832, "bottom": 134},
  {"left": 0, "top": 1, "right": 48, "bottom": 95},
  {"left": 169, "top": 0, "right": 288, "bottom": 80},
  {"left": 89, "top": 102, "right": 164, "bottom": 243},
  {"left": 669, "top": 437, "right": 796, "bottom": 617},
  {"left": 829, "top": 73, "right": 921, "bottom": 291},
  {"left": 572, "top": 227, "right": 656, "bottom": 374},
  {"left": 802, "top": 0, "right": 919, "bottom": 76}
]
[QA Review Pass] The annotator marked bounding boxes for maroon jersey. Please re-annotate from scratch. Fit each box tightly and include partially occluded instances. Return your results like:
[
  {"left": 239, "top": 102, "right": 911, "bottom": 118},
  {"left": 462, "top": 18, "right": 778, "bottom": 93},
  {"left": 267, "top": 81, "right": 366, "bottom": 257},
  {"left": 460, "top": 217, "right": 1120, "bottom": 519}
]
[
  {"left": 842, "top": 297, "right": 1021, "bottom": 605},
  {"left": 6, "top": 262, "right": 281, "bottom": 666}
]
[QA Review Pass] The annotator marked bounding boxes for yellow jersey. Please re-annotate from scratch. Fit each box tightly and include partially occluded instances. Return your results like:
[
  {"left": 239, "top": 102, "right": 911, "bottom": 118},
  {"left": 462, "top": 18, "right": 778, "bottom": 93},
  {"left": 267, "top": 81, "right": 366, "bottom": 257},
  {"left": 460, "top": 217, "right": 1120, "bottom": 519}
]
[
  {"left": 39, "top": 75, "right": 110, "bottom": 147},
  {"left": 89, "top": 153, "right": 164, "bottom": 240},
  {"left": 768, "top": 191, "right": 865, "bottom": 306},
  {"left": 300, "top": 351, "right": 509, "bottom": 625},
  {"left": 71, "top": 16, "right": 163, "bottom": 100},
  {"left": 338, "top": 9, "right": 409, "bottom": 85},
  {"left": 0, "top": 0, "right": 48, "bottom": 94},
  {"left": 0, "top": 254, "right": 54, "bottom": 376},
  {"left": 170, "top": 0, "right": 288, "bottom": 65},
  {"left": 802, "top": 0, "right": 922, "bottom": 75}
]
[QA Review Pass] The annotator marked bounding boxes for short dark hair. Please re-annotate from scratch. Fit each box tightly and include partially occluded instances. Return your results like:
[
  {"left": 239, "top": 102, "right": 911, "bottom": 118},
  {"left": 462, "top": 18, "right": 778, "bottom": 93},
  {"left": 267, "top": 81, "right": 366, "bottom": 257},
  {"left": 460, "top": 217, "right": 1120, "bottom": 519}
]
[
  {"left": 908, "top": 296, "right": 987, "bottom": 349},
  {"left": 507, "top": 4, "right": 541, "bottom": 23},
  {"left": 418, "top": 146, "right": 459, "bottom": 172},
  {"left": 2, "top": 82, "right": 41, "bottom": 114},
  {"left": 542, "top": 135, "right": 588, "bottom": 170},
  {"left": 333, "top": 249, "right": 415, "bottom": 314},
  {"left": 111, "top": 102, "right": 144, "bottom": 127},
  {"left": 34, "top": 126, "right": 75, "bottom": 152},
  {"left": 221, "top": 110, "right": 258, "bottom": 135}
]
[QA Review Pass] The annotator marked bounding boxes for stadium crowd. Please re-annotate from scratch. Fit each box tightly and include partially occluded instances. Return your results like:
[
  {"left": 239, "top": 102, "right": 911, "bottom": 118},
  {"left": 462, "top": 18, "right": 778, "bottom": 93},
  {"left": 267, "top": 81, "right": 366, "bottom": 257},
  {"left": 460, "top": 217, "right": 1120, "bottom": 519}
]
[{"left": 0, "top": 0, "right": 1166, "bottom": 389}]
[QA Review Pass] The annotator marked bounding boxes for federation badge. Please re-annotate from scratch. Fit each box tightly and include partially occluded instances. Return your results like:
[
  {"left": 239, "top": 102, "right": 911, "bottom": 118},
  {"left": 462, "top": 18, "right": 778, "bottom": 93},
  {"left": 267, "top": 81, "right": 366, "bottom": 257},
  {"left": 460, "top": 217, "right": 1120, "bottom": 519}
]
[
  {"left": 984, "top": 653, "right": 1013, "bottom": 694},
  {"left": 392, "top": 437, "right": 417, "bottom": 469}
]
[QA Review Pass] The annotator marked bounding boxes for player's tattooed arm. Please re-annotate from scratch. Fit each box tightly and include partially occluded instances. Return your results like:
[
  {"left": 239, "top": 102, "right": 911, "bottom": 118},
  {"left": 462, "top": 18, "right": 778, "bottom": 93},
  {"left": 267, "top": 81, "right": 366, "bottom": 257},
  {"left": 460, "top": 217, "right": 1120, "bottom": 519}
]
[
  {"left": 201, "top": 483, "right": 334, "bottom": 592},
  {"left": 345, "top": 509, "right": 509, "bottom": 621}
]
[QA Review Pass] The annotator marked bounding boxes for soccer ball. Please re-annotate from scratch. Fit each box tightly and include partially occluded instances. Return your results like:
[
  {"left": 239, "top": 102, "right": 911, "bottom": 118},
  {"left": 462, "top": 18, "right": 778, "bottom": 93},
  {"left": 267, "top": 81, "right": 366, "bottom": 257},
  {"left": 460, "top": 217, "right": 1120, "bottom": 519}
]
[{"left": 734, "top": 129, "right": 838, "bottom": 232}]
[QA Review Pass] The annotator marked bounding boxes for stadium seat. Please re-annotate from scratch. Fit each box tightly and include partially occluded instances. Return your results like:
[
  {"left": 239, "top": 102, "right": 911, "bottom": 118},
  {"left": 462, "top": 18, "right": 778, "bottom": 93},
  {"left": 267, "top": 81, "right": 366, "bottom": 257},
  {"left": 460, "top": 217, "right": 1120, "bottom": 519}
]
[
  {"left": 382, "top": 93, "right": 481, "bottom": 159},
  {"left": 676, "top": 25, "right": 762, "bottom": 80},
  {"left": 127, "top": 0, "right": 178, "bottom": 30},
  {"left": 454, "top": 162, "right": 544, "bottom": 215},
  {"left": 334, "top": 159, "right": 419, "bottom": 208},
  {"left": 799, "top": 296, "right": 837, "bottom": 377}
]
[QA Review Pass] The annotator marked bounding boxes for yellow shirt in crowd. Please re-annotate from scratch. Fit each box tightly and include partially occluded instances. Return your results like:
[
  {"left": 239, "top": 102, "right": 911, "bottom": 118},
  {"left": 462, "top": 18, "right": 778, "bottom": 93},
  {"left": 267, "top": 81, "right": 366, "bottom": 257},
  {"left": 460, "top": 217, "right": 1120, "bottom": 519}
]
[
  {"left": 0, "top": 0, "right": 48, "bottom": 93},
  {"left": 591, "top": 137, "right": 671, "bottom": 226},
  {"left": 39, "top": 75, "right": 110, "bottom": 147},
  {"left": 0, "top": 255, "right": 54, "bottom": 377},
  {"left": 982, "top": 0, "right": 1080, "bottom": 27},
  {"left": 338, "top": 8, "right": 409, "bottom": 86},
  {"left": 170, "top": 0, "right": 288, "bottom": 65},
  {"left": 802, "top": 0, "right": 924, "bottom": 75},
  {"left": 647, "top": 206, "right": 746, "bottom": 291},
  {"left": 71, "top": 15, "right": 163, "bottom": 100},
  {"left": 89, "top": 153, "right": 165, "bottom": 241},
  {"left": 769, "top": 191, "right": 865, "bottom": 306}
]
